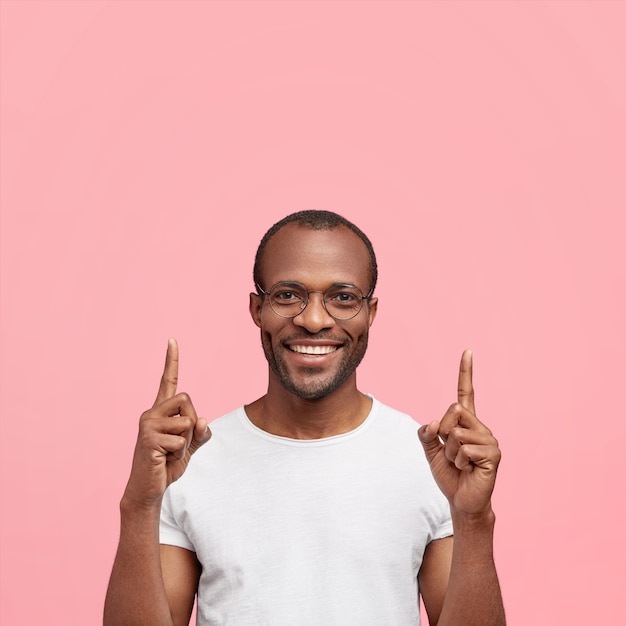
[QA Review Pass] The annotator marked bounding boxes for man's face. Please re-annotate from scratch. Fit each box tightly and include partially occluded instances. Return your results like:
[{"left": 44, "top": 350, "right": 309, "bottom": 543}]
[{"left": 250, "top": 224, "right": 378, "bottom": 400}]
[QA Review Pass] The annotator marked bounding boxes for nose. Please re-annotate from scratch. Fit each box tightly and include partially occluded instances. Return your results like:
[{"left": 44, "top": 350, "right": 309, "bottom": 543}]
[{"left": 292, "top": 291, "right": 336, "bottom": 333}]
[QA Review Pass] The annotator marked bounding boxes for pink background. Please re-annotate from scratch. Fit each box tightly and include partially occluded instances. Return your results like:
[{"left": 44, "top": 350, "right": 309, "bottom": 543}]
[{"left": 1, "top": 1, "right": 625, "bottom": 624}]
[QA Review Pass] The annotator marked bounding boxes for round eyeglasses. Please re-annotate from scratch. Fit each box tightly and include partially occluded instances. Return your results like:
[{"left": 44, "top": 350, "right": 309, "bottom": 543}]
[{"left": 256, "top": 281, "right": 373, "bottom": 320}]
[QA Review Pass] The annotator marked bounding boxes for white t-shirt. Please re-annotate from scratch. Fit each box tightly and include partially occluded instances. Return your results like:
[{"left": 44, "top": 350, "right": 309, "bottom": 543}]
[{"left": 160, "top": 397, "right": 453, "bottom": 625}]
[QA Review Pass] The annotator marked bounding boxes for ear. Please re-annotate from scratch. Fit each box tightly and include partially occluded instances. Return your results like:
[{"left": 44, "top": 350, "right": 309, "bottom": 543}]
[
  {"left": 366, "top": 297, "right": 378, "bottom": 327},
  {"left": 249, "top": 292, "right": 263, "bottom": 328}
]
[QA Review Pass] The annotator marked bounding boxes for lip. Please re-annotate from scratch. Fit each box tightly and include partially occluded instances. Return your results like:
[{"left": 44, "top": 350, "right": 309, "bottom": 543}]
[
  {"left": 283, "top": 339, "right": 344, "bottom": 362},
  {"left": 285, "top": 338, "right": 343, "bottom": 350}
]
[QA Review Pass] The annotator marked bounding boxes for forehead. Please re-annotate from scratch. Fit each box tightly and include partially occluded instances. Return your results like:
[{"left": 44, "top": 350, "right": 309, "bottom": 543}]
[{"left": 261, "top": 224, "right": 371, "bottom": 290}]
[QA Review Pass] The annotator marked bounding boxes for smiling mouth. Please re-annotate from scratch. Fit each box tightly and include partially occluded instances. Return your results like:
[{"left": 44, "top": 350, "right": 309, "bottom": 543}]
[{"left": 288, "top": 345, "right": 339, "bottom": 355}]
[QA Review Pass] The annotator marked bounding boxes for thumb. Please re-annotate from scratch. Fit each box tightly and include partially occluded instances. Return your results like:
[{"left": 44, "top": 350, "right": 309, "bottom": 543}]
[
  {"left": 189, "top": 418, "right": 212, "bottom": 455},
  {"left": 418, "top": 420, "right": 443, "bottom": 462}
]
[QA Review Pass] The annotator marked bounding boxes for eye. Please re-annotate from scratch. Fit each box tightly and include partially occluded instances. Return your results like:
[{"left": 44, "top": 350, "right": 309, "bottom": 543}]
[
  {"left": 270, "top": 284, "right": 307, "bottom": 307},
  {"left": 326, "top": 285, "right": 361, "bottom": 306},
  {"left": 274, "top": 290, "right": 300, "bottom": 302},
  {"left": 333, "top": 291, "right": 358, "bottom": 302}
]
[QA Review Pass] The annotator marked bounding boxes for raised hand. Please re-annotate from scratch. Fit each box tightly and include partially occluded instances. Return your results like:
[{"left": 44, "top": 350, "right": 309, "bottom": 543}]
[
  {"left": 123, "top": 338, "right": 212, "bottom": 508},
  {"left": 418, "top": 350, "right": 501, "bottom": 517}
]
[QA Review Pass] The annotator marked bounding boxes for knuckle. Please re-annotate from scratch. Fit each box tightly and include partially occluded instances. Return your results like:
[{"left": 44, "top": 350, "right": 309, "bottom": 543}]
[
  {"left": 177, "top": 392, "right": 192, "bottom": 404},
  {"left": 450, "top": 426, "right": 465, "bottom": 442},
  {"left": 138, "top": 420, "right": 155, "bottom": 439},
  {"left": 444, "top": 444, "right": 457, "bottom": 462},
  {"left": 452, "top": 402, "right": 463, "bottom": 414},
  {"left": 162, "top": 373, "right": 178, "bottom": 387},
  {"left": 492, "top": 446, "right": 502, "bottom": 462},
  {"left": 446, "top": 402, "right": 460, "bottom": 415},
  {"left": 179, "top": 414, "right": 195, "bottom": 430},
  {"left": 173, "top": 435, "right": 187, "bottom": 450},
  {"left": 456, "top": 457, "right": 471, "bottom": 471},
  {"left": 137, "top": 429, "right": 156, "bottom": 450}
]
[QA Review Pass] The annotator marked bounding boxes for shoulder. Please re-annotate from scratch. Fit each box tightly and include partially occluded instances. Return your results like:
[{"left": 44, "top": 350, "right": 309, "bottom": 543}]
[
  {"left": 174, "top": 407, "right": 249, "bottom": 476},
  {"left": 367, "top": 399, "right": 437, "bottom": 473},
  {"left": 370, "top": 398, "right": 422, "bottom": 434},
  {"left": 364, "top": 398, "right": 425, "bottom": 457},
  {"left": 206, "top": 406, "right": 245, "bottom": 434},
  {"left": 164, "top": 407, "right": 250, "bottom": 501}
]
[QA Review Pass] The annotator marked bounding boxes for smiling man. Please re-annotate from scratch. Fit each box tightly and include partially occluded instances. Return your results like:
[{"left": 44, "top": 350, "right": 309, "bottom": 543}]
[{"left": 105, "top": 211, "right": 505, "bottom": 625}]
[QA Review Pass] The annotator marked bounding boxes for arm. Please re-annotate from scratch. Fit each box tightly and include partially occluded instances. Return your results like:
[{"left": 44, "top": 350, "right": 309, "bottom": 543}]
[
  {"left": 436, "top": 510, "right": 503, "bottom": 626},
  {"left": 160, "top": 545, "right": 202, "bottom": 624},
  {"left": 104, "top": 339, "right": 212, "bottom": 626},
  {"left": 418, "top": 350, "right": 505, "bottom": 626},
  {"left": 418, "top": 536, "right": 453, "bottom": 625}
]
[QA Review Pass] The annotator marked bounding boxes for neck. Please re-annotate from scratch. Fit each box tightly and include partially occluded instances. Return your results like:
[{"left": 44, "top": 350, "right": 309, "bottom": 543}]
[{"left": 245, "top": 374, "right": 372, "bottom": 439}]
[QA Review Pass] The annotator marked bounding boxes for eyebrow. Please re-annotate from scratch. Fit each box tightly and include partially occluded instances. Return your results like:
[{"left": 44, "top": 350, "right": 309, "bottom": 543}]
[{"left": 269, "top": 280, "right": 361, "bottom": 289}]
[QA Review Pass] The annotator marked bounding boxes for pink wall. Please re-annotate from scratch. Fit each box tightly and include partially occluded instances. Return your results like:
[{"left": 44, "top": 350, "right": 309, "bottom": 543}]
[{"left": 1, "top": 1, "right": 624, "bottom": 624}]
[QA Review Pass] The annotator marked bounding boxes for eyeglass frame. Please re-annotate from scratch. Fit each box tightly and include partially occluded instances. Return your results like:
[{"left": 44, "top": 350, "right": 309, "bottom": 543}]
[{"left": 255, "top": 281, "right": 374, "bottom": 320}]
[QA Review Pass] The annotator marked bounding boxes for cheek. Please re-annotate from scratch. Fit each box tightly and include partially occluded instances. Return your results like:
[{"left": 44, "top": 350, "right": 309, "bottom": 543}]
[
  {"left": 259, "top": 315, "right": 287, "bottom": 342},
  {"left": 345, "top": 318, "right": 371, "bottom": 339}
]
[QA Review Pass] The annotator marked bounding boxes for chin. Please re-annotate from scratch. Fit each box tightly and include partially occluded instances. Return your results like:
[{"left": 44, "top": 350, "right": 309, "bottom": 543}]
[
  {"left": 262, "top": 334, "right": 368, "bottom": 400},
  {"left": 279, "top": 370, "right": 354, "bottom": 400}
]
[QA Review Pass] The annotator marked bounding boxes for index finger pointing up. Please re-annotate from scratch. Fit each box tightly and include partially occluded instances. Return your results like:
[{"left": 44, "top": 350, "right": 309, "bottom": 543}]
[
  {"left": 153, "top": 338, "right": 179, "bottom": 408},
  {"left": 457, "top": 348, "right": 476, "bottom": 414}
]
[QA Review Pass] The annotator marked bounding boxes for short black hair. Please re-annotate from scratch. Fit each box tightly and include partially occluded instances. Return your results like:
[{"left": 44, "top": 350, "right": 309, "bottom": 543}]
[{"left": 253, "top": 210, "right": 378, "bottom": 295}]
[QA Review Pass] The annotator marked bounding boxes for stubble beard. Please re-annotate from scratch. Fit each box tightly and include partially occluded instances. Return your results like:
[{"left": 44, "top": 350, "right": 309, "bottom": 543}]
[{"left": 261, "top": 332, "right": 369, "bottom": 400}]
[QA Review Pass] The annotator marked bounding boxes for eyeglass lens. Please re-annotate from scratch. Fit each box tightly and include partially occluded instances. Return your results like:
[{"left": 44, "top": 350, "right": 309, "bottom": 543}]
[{"left": 268, "top": 282, "right": 365, "bottom": 320}]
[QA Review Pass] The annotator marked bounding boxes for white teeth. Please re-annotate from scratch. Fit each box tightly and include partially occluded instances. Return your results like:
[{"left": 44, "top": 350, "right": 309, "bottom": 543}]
[{"left": 290, "top": 345, "right": 337, "bottom": 355}]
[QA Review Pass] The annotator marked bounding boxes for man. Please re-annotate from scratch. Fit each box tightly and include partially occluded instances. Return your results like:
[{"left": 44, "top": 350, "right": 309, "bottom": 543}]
[{"left": 104, "top": 211, "right": 505, "bottom": 625}]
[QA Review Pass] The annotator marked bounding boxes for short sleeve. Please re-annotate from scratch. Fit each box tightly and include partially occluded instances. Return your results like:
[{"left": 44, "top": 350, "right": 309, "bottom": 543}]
[
  {"left": 159, "top": 485, "right": 195, "bottom": 551},
  {"left": 431, "top": 507, "right": 454, "bottom": 541}
]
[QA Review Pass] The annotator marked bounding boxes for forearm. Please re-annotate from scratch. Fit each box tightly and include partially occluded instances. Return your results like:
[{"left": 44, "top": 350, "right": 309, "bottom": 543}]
[
  {"left": 436, "top": 509, "right": 505, "bottom": 626},
  {"left": 104, "top": 497, "right": 174, "bottom": 626}
]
